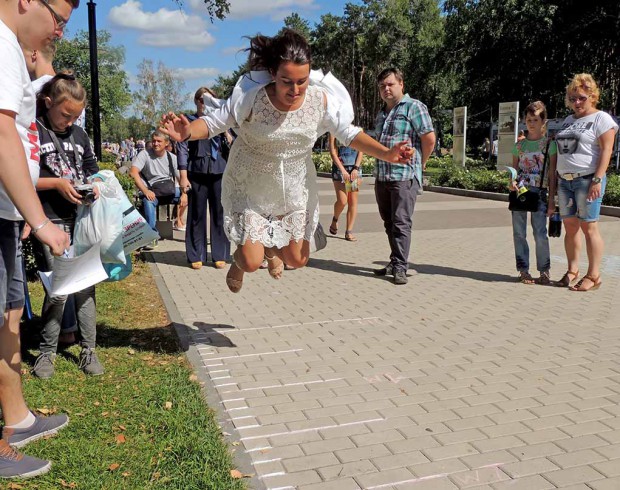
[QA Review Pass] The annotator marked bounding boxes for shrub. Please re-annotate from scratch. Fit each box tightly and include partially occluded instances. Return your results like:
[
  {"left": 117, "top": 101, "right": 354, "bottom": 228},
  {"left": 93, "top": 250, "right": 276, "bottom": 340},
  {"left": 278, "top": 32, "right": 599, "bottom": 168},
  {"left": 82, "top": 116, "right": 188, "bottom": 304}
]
[
  {"left": 312, "top": 151, "right": 375, "bottom": 175},
  {"left": 100, "top": 149, "right": 118, "bottom": 165},
  {"left": 603, "top": 174, "right": 620, "bottom": 206}
]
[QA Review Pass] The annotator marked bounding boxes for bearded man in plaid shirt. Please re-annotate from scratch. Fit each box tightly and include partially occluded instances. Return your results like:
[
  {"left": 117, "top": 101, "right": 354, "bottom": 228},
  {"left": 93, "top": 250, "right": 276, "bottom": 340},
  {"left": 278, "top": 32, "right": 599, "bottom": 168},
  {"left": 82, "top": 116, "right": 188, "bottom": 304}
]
[{"left": 372, "top": 67, "right": 436, "bottom": 285}]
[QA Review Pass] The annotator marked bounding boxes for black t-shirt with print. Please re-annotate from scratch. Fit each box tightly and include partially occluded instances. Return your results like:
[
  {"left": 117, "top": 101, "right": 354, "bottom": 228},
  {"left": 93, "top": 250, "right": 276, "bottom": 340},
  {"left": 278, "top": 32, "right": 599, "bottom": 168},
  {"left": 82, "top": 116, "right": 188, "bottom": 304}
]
[{"left": 36, "top": 118, "right": 99, "bottom": 221}]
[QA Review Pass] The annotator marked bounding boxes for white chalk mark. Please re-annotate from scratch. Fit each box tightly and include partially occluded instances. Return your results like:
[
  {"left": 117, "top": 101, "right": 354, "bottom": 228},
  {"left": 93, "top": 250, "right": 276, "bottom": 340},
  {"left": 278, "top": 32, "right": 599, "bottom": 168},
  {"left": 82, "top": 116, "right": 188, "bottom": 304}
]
[
  {"left": 239, "top": 418, "right": 384, "bottom": 441},
  {"left": 203, "top": 349, "right": 302, "bottom": 361}
]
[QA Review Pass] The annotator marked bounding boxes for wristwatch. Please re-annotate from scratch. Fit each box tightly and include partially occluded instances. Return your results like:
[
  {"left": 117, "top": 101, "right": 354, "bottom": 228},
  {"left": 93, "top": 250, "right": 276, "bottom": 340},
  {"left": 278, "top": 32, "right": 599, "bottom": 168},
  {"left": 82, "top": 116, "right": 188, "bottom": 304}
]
[{"left": 592, "top": 176, "right": 602, "bottom": 184}]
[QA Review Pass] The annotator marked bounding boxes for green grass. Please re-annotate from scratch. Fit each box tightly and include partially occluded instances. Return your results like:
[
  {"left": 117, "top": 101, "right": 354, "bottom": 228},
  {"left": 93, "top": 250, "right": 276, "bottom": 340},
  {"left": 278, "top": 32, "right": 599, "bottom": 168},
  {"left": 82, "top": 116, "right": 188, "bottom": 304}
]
[{"left": 5, "top": 259, "right": 246, "bottom": 490}]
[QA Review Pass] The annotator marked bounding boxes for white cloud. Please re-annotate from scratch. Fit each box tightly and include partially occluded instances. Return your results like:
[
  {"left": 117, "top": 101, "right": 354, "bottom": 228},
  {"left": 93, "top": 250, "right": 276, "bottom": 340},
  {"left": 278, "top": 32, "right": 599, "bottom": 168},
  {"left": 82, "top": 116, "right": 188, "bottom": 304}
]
[
  {"left": 108, "top": 0, "right": 215, "bottom": 51},
  {"left": 189, "top": 0, "right": 319, "bottom": 20},
  {"left": 175, "top": 67, "right": 221, "bottom": 80}
]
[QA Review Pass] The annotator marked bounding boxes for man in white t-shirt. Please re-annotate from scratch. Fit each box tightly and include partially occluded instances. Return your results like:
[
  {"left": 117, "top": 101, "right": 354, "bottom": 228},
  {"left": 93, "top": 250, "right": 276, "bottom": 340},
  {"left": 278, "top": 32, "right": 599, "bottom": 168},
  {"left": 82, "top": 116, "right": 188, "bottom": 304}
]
[
  {"left": 23, "top": 42, "right": 55, "bottom": 94},
  {"left": 0, "top": 0, "right": 77, "bottom": 479}
]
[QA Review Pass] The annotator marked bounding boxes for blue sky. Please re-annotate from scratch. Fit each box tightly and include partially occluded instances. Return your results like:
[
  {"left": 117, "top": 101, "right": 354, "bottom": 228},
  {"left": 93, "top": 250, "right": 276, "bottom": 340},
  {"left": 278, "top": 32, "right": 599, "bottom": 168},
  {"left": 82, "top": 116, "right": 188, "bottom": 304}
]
[{"left": 67, "top": 0, "right": 354, "bottom": 91}]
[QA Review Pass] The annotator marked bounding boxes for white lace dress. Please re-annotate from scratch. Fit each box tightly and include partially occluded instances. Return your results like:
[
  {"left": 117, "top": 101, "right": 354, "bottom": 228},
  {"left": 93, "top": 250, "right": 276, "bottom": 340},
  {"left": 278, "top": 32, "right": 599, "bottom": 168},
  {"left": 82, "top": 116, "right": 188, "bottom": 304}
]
[{"left": 221, "top": 85, "right": 324, "bottom": 248}]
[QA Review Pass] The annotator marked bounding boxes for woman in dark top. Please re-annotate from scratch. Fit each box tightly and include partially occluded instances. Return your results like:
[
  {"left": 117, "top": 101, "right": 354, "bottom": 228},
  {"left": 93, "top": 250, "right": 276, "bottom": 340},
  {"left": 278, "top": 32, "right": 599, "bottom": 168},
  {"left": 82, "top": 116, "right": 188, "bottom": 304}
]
[
  {"left": 177, "top": 87, "right": 232, "bottom": 270},
  {"left": 32, "top": 72, "right": 103, "bottom": 379}
]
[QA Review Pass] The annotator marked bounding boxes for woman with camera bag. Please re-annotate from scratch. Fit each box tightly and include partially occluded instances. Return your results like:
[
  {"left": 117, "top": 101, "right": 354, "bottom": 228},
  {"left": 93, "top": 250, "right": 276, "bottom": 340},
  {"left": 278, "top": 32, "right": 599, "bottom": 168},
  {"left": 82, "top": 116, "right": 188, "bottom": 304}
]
[
  {"left": 32, "top": 72, "right": 104, "bottom": 378},
  {"left": 509, "top": 101, "right": 557, "bottom": 285}
]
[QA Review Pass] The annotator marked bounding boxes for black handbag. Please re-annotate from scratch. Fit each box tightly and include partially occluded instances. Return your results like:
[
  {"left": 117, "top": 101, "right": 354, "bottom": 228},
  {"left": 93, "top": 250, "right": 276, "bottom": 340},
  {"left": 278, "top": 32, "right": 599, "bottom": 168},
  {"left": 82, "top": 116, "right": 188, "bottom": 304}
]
[
  {"left": 508, "top": 138, "right": 551, "bottom": 213},
  {"left": 149, "top": 152, "right": 176, "bottom": 198}
]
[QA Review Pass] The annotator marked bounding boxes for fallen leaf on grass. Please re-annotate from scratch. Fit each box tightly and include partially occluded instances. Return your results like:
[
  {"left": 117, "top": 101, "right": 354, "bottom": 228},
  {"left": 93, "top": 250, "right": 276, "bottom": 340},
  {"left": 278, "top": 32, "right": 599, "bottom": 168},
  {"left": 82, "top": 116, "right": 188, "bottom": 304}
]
[
  {"left": 60, "top": 480, "right": 77, "bottom": 488},
  {"left": 7, "top": 483, "right": 23, "bottom": 489},
  {"left": 94, "top": 401, "right": 101, "bottom": 407},
  {"left": 122, "top": 471, "right": 131, "bottom": 477},
  {"left": 128, "top": 349, "right": 136, "bottom": 355},
  {"left": 164, "top": 401, "right": 173, "bottom": 410},
  {"left": 118, "top": 425, "right": 127, "bottom": 431},
  {"left": 189, "top": 374, "right": 198, "bottom": 382},
  {"left": 115, "top": 434, "right": 126, "bottom": 444},
  {"left": 36, "top": 408, "right": 51, "bottom": 415},
  {"left": 108, "top": 463, "right": 120, "bottom": 471}
]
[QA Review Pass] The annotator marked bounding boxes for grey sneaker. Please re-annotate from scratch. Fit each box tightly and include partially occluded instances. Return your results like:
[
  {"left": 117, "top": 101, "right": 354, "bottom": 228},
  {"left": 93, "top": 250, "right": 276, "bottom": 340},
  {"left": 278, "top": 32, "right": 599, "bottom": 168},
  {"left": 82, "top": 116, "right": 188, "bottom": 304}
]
[
  {"left": 393, "top": 270, "right": 408, "bottom": 285},
  {"left": 32, "top": 352, "right": 56, "bottom": 379},
  {"left": 79, "top": 347, "right": 104, "bottom": 376},
  {"left": 2, "top": 414, "right": 69, "bottom": 449},
  {"left": 0, "top": 440, "right": 51, "bottom": 479},
  {"left": 373, "top": 263, "right": 394, "bottom": 276}
]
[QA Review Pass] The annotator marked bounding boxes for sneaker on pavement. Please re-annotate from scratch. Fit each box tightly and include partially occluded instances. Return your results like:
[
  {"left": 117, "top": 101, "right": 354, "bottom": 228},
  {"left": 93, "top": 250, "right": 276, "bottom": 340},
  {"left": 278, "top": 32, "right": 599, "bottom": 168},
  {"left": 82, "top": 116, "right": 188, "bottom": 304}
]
[
  {"left": 393, "top": 270, "right": 408, "bottom": 285},
  {"left": 3, "top": 414, "right": 69, "bottom": 449},
  {"left": 32, "top": 352, "right": 56, "bottom": 379},
  {"left": 79, "top": 347, "right": 104, "bottom": 376},
  {"left": 373, "top": 264, "right": 393, "bottom": 276},
  {"left": 0, "top": 440, "right": 51, "bottom": 479}
]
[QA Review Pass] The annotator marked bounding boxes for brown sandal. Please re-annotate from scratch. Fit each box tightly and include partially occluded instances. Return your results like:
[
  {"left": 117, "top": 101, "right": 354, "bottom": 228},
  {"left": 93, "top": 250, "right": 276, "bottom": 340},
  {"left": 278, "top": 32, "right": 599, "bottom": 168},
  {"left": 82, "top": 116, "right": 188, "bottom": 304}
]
[
  {"left": 345, "top": 230, "right": 357, "bottom": 242},
  {"left": 537, "top": 271, "right": 551, "bottom": 286},
  {"left": 518, "top": 271, "right": 535, "bottom": 285},
  {"left": 264, "top": 253, "right": 284, "bottom": 280},
  {"left": 570, "top": 274, "right": 602, "bottom": 292},
  {"left": 329, "top": 216, "right": 338, "bottom": 235},
  {"left": 556, "top": 270, "right": 579, "bottom": 288}
]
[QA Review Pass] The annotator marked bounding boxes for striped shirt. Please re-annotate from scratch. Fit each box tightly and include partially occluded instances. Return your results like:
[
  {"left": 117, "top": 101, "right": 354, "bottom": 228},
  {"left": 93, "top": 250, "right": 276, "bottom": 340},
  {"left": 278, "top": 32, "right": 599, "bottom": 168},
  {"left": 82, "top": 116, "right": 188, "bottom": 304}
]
[{"left": 373, "top": 94, "right": 434, "bottom": 184}]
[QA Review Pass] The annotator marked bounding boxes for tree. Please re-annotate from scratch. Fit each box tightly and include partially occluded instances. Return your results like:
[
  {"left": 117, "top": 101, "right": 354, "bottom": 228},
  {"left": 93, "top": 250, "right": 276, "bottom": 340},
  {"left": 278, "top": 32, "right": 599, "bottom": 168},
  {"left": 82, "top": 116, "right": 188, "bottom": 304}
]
[
  {"left": 134, "top": 60, "right": 188, "bottom": 128},
  {"left": 54, "top": 30, "right": 131, "bottom": 141},
  {"left": 173, "top": 0, "right": 230, "bottom": 21},
  {"left": 282, "top": 13, "right": 312, "bottom": 39}
]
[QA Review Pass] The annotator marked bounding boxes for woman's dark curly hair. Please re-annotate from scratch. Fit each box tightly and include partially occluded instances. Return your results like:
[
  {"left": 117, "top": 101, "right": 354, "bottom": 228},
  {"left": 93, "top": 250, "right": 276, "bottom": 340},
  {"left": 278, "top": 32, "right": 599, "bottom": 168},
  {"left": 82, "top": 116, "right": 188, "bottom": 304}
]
[{"left": 246, "top": 28, "right": 312, "bottom": 73}]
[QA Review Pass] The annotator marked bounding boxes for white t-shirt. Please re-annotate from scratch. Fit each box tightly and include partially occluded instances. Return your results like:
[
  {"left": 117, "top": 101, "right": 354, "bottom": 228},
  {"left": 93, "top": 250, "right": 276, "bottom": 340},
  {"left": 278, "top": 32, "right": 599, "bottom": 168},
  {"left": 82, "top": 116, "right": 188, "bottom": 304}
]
[
  {"left": 0, "top": 20, "right": 40, "bottom": 221},
  {"left": 556, "top": 111, "right": 619, "bottom": 174},
  {"left": 31, "top": 73, "right": 54, "bottom": 94}
]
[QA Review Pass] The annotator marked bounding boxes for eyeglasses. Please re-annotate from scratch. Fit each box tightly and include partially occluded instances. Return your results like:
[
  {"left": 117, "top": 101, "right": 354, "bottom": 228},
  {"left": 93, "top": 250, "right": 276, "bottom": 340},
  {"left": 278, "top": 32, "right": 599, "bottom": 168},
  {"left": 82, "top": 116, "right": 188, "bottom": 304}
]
[
  {"left": 569, "top": 95, "right": 589, "bottom": 104},
  {"left": 39, "top": 0, "right": 68, "bottom": 32}
]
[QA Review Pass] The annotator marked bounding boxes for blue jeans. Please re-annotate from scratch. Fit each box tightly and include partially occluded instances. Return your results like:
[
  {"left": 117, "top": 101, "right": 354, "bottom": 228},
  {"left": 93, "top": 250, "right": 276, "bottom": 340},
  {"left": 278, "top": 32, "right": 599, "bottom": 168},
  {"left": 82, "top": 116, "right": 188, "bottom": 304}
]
[
  {"left": 142, "top": 188, "right": 181, "bottom": 231},
  {"left": 511, "top": 190, "right": 550, "bottom": 272},
  {"left": 558, "top": 174, "right": 606, "bottom": 222}
]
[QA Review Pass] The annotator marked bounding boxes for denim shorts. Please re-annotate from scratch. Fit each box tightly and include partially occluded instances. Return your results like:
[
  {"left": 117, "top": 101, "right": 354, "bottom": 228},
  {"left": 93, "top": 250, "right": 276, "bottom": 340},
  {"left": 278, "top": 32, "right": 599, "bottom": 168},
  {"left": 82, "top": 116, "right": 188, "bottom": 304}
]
[
  {"left": 0, "top": 219, "right": 25, "bottom": 326},
  {"left": 558, "top": 174, "right": 606, "bottom": 222}
]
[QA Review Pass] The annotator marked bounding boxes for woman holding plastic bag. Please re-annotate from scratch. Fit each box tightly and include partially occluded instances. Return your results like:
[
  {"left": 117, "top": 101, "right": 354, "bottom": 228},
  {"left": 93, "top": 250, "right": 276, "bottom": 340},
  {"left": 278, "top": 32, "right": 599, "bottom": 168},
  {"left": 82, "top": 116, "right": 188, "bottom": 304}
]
[{"left": 31, "top": 73, "right": 104, "bottom": 379}]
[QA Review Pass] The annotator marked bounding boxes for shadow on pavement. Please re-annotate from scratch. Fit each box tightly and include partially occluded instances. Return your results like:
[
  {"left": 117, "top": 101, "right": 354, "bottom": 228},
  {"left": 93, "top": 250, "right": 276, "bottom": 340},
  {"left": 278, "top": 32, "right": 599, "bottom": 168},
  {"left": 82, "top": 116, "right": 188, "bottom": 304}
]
[{"left": 412, "top": 263, "right": 515, "bottom": 283}]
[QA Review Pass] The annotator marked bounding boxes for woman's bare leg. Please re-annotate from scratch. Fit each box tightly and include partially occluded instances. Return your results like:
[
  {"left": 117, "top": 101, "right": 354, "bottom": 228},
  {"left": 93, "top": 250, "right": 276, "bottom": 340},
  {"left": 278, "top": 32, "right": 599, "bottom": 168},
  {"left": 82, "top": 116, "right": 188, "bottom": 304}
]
[
  {"left": 227, "top": 241, "right": 265, "bottom": 292},
  {"left": 346, "top": 186, "right": 359, "bottom": 234},
  {"left": 281, "top": 239, "right": 311, "bottom": 269}
]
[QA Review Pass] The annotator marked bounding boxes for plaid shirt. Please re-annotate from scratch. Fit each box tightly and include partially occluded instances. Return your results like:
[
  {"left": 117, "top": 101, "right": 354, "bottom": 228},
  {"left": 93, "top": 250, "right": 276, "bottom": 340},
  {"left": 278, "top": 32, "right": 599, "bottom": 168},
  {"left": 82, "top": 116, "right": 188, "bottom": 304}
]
[{"left": 373, "top": 94, "right": 434, "bottom": 184}]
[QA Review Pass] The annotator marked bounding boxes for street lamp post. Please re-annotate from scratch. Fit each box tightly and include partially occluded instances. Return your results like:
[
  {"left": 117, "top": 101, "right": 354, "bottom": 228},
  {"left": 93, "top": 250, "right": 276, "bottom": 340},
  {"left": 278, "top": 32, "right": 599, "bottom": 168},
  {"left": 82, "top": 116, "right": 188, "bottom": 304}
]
[{"left": 88, "top": 0, "right": 102, "bottom": 160}]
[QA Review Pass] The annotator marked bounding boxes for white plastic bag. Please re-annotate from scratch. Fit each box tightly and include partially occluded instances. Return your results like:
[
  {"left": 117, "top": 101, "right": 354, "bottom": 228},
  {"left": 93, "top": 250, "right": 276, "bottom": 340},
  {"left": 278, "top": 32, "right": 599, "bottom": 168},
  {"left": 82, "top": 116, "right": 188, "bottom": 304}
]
[{"left": 74, "top": 173, "right": 126, "bottom": 264}]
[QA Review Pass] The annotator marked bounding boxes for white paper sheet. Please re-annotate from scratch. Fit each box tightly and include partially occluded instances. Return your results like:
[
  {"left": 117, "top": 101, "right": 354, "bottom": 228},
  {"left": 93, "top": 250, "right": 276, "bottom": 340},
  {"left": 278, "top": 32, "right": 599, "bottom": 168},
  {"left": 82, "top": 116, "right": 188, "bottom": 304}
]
[{"left": 38, "top": 242, "right": 108, "bottom": 296}]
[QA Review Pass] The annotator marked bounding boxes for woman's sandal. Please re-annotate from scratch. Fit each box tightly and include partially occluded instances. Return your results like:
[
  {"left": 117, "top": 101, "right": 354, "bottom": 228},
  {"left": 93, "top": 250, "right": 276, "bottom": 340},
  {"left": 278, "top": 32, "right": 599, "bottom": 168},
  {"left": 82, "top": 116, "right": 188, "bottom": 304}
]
[
  {"left": 556, "top": 270, "right": 579, "bottom": 288},
  {"left": 569, "top": 274, "right": 602, "bottom": 292},
  {"left": 329, "top": 216, "right": 338, "bottom": 235},
  {"left": 345, "top": 230, "right": 357, "bottom": 242},
  {"left": 518, "top": 271, "right": 535, "bottom": 285},
  {"left": 264, "top": 253, "right": 284, "bottom": 280},
  {"left": 226, "top": 254, "right": 244, "bottom": 293}
]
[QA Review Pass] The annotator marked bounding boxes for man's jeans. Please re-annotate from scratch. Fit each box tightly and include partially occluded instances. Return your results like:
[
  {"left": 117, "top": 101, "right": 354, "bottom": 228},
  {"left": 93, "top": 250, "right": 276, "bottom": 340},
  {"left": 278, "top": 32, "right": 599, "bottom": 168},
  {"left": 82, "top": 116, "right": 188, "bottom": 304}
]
[
  {"left": 375, "top": 178, "right": 419, "bottom": 273},
  {"left": 142, "top": 188, "right": 181, "bottom": 231},
  {"left": 511, "top": 191, "right": 550, "bottom": 272}
]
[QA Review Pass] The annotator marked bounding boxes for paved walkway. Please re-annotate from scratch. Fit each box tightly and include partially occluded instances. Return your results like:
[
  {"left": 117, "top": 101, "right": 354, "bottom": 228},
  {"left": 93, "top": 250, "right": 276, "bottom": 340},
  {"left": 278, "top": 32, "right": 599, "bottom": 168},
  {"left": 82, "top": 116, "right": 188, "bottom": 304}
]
[{"left": 149, "top": 178, "right": 620, "bottom": 490}]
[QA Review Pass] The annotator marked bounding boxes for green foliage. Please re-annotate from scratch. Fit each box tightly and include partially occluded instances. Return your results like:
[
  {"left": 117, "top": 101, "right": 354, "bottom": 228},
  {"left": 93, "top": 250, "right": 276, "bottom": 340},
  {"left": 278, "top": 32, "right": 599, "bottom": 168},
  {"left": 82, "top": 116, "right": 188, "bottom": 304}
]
[
  {"left": 134, "top": 60, "right": 188, "bottom": 129},
  {"left": 312, "top": 152, "right": 375, "bottom": 175},
  {"left": 54, "top": 30, "right": 131, "bottom": 142},
  {"left": 604, "top": 174, "right": 620, "bottom": 207},
  {"left": 173, "top": 0, "right": 230, "bottom": 20}
]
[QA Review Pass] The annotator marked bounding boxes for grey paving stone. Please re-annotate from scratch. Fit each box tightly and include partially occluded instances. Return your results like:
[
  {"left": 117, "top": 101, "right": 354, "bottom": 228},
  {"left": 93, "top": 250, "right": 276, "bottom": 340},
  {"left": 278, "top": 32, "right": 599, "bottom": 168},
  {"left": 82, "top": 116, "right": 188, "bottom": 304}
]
[{"left": 151, "top": 184, "right": 620, "bottom": 490}]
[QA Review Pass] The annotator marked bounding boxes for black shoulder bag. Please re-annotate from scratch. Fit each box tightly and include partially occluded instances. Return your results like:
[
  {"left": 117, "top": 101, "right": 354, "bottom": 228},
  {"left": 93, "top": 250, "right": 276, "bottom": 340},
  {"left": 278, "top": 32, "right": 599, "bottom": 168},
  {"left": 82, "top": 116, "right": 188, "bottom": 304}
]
[
  {"left": 150, "top": 152, "right": 176, "bottom": 198},
  {"left": 508, "top": 138, "right": 551, "bottom": 212}
]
